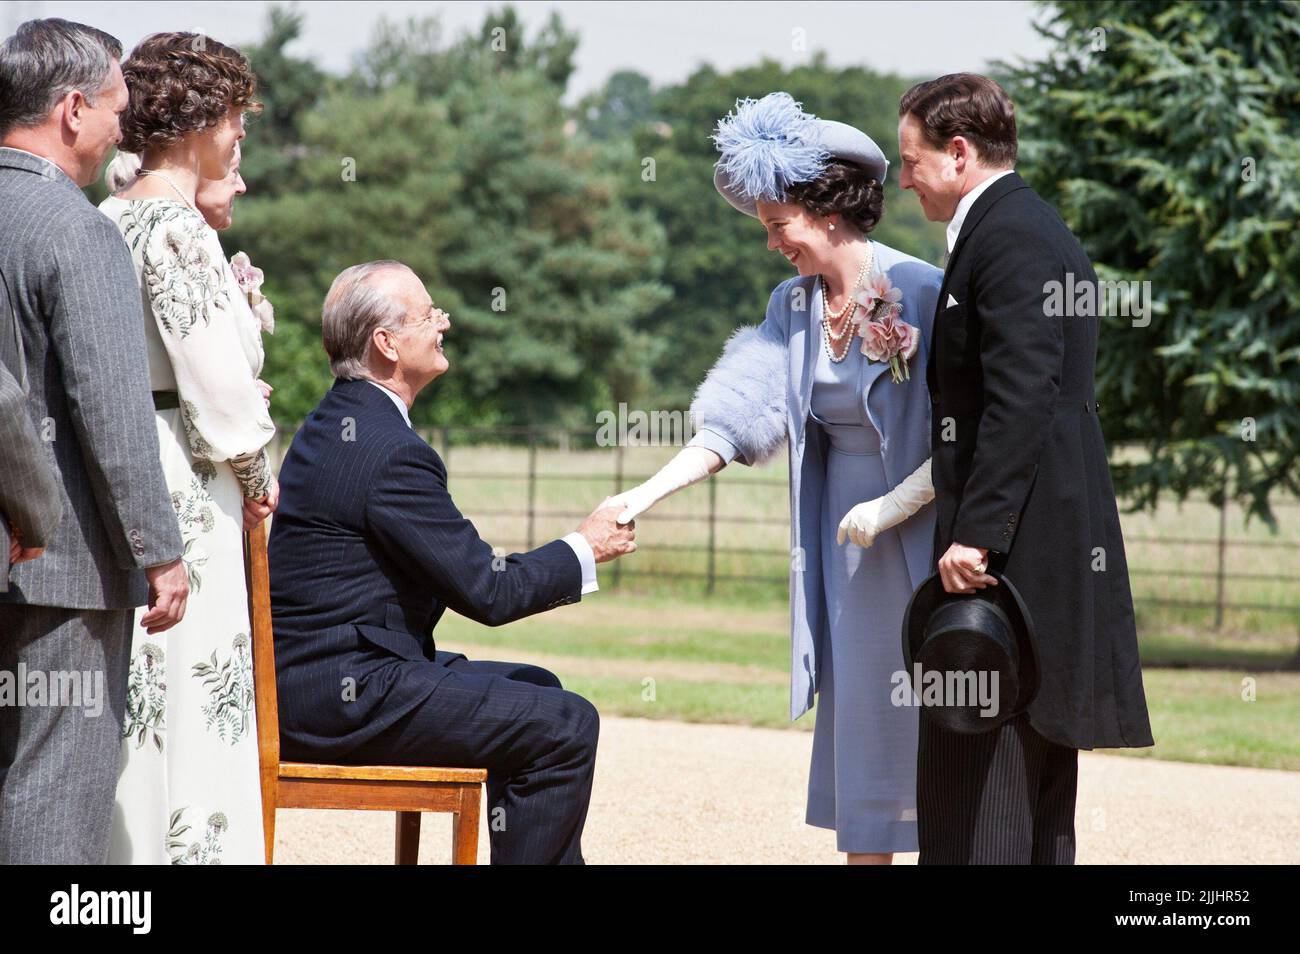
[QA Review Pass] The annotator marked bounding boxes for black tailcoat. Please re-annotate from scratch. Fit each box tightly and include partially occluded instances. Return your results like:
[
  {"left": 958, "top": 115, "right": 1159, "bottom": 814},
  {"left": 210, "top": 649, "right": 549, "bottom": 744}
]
[{"left": 927, "top": 172, "right": 1153, "bottom": 750}]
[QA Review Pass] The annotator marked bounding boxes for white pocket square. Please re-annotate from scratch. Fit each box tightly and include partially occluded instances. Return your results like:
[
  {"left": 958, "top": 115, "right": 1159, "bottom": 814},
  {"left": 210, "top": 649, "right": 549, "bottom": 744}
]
[{"left": 946, "top": 294, "right": 959, "bottom": 308}]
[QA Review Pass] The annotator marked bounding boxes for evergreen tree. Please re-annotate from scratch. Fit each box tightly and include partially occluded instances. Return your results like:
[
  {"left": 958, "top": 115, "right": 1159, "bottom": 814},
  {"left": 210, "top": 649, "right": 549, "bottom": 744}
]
[
  {"left": 1000, "top": 0, "right": 1300, "bottom": 524},
  {"left": 229, "top": 7, "right": 669, "bottom": 430}
]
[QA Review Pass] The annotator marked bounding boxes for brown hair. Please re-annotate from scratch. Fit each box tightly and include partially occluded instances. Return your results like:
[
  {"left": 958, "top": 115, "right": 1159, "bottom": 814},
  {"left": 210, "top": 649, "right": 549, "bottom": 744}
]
[
  {"left": 785, "top": 160, "right": 884, "bottom": 235},
  {"left": 898, "top": 73, "right": 1017, "bottom": 168},
  {"left": 119, "top": 32, "right": 260, "bottom": 154}
]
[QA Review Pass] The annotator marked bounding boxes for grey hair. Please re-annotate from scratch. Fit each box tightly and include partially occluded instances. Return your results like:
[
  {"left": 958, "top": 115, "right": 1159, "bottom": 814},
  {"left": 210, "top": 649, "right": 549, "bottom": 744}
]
[
  {"left": 322, "top": 260, "right": 413, "bottom": 380},
  {"left": 0, "top": 19, "right": 123, "bottom": 139}
]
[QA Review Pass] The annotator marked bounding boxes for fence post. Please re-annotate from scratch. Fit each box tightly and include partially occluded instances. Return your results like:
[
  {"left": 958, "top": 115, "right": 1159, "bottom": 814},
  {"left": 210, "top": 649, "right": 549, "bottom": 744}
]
[
  {"left": 706, "top": 477, "right": 717, "bottom": 595},
  {"left": 526, "top": 427, "right": 537, "bottom": 551},
  {"left": 1214, "top": 492, "right": 1228, "bottom": 630},
  {"left": 612, "top": 442, "right": 625, "bottom": 590},
  {"left": 441, "top": 425, "right": 451, "bottom": 468}
]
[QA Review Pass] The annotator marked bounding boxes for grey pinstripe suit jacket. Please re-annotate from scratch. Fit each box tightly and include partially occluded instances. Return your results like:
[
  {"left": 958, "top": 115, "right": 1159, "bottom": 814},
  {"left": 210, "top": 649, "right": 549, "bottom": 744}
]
[
  {"left": 0, "top": 147, "right": 182, "bottom": 610},
  {"left": 0, "top": 265, "right": 64, "bottom": 591}
]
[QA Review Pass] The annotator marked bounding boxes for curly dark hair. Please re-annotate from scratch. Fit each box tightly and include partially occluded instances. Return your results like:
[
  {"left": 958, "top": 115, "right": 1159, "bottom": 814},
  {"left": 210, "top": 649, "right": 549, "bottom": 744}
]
[
  {"left": 785, "top": 160, "right": 884, "bottom": 235},
  {"left": 118, "top": 32, "right": 260, "bottom": 155}
]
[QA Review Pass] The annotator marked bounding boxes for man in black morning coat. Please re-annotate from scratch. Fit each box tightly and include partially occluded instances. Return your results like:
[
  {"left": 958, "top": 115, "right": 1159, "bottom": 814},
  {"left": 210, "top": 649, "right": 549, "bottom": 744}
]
[{"left": 898, "top": 74, "right": 1153, "bottom": 864}]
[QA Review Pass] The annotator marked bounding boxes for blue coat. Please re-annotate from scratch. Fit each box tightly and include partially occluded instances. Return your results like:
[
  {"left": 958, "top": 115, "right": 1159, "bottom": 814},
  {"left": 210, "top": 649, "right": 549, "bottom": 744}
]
[{"left": 688, "top": 241, "right": 942, "bottom": 721}]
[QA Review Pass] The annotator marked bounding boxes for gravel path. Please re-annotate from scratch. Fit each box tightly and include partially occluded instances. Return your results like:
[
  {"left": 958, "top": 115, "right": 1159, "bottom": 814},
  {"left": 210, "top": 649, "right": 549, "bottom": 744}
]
[{"left": 272, "top": 715, "right": 1300, "bottom": 865}]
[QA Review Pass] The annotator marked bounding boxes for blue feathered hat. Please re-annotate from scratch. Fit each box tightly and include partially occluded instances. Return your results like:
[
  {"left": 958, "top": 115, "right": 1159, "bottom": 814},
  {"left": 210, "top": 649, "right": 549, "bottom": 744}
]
[{"left": 712, "top": 92, "right": 889, "bottom": 218}]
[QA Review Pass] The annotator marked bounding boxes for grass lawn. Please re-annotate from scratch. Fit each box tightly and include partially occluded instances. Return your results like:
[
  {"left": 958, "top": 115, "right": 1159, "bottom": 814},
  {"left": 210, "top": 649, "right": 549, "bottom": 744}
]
[
  {"left": 436, "top": 592, "right": 1300, "bottom": 772},
  {"left": 425, "top": 440, "right": 1300, "bottom": 637},
  {"left": 263, "top": 439, "right": 1300, "bottom": 770}
]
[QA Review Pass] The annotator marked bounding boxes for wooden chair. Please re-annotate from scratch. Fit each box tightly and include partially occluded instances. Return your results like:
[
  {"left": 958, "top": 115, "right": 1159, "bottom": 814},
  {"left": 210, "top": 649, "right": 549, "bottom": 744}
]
[{"left": 244, "top": 522, "right": 487, "bottom": 864}]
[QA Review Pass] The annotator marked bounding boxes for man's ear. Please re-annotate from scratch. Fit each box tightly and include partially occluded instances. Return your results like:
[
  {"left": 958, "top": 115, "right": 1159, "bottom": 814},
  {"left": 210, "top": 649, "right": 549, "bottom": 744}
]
[
  {"left": 61, "top": 90, "right": 88, "bottom": 133},
  {"left": 371, "top": 326, "right": 399, "bottom": 364},
  {"left": 950, "top": 136, "right": 975, "bottom": 175}
]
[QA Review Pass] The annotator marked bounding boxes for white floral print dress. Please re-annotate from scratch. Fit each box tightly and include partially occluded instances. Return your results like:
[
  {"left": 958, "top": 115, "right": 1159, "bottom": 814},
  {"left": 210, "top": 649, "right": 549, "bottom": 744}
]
[{"left": 99, "top": 196, "right": 275, "bottom": 865}]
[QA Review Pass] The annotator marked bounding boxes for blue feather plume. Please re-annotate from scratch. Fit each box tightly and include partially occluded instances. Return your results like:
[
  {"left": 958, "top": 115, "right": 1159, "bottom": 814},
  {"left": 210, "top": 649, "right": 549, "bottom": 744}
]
[{"left": 712, "top": 92, "right": 828, "bottom": 202}]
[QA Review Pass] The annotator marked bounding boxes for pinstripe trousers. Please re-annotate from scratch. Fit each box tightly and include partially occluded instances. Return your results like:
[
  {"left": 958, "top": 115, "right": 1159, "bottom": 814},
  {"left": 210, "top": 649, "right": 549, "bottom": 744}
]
[
  {"left": 917, "top": 712, "right": 1078, "bottom": 864},
  {"left": 284, "top": 651, "right": 600, "bottom": 865},
  {"left": 0, "top": 604, "right": 131, "bottom": 864}
]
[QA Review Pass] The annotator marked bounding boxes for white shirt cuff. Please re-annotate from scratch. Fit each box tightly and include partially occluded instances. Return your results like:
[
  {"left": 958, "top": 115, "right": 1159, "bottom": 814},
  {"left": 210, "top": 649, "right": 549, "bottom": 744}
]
[{"left": 560, "top": 532, "right": 599, "bottom": 595}]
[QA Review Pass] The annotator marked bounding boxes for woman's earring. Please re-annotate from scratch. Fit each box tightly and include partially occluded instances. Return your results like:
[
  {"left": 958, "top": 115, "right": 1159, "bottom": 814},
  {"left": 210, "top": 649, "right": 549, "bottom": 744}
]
[{"left": 829, "top": 222, "right": 836, "bottom": 231}]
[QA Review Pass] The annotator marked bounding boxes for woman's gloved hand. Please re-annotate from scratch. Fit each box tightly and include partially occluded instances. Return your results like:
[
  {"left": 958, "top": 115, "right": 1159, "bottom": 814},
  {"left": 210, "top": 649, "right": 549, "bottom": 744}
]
[
  {"left": 836, "top": 456, "right": 933, "bottom": 547},
  {"left": 602, "top": 445, "right": 724, "bottom": 525}
]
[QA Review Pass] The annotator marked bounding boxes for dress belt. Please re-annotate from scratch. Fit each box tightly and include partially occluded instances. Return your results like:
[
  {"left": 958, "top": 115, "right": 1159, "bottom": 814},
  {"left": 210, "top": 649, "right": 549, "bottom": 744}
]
[{"left": 152, "top": 390, "right": 180, "bottom": 410}]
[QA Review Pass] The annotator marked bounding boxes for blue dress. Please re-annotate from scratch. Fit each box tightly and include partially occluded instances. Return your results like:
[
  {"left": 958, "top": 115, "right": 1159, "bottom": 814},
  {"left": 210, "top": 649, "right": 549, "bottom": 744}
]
[{"left": 804, "top": 329, "right": 919, "bottom": 853}]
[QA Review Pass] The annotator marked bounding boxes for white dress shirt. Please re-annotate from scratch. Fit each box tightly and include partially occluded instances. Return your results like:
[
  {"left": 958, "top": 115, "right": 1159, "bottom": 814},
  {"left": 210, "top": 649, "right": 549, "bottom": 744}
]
[
  {"left": 946, "top": 168, "right": 1015, "bottom": 254},
  {"left": 366, "top": 379, "right": 598, "bottom": 594}
]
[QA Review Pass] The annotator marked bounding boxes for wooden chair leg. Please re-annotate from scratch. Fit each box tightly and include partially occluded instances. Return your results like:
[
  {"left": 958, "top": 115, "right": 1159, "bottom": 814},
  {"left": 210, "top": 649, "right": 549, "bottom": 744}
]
[
  {"left": 262, "top": 785, "right": 277, "bottom": 865},
  {"left": 395, "top": 811, "right": 421, "bottom": 865},
  {"left": 451, "top": 784, "right": 481, "bottom": 865}
]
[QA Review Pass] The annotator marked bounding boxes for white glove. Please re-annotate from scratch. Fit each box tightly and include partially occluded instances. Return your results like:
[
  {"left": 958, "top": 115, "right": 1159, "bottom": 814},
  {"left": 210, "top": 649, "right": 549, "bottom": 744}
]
[
  {"left": 604, "top": 445, "right": 723, "bottom": 525},
  {"left": 836, "top": 457, "right": 934, "bottom": 548}
]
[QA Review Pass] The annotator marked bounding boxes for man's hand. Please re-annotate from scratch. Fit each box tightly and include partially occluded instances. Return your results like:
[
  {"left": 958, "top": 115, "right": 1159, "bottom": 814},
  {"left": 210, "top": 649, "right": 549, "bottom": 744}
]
[
  {"left": 577, "top": 502, "right": 636, "bottom": 563},
  {"left": 242, "top": 473, "right": 280, "bottom": 531},
  {"left": 7, "top": 526, "right": 45, "bottom": 566},
  {"left": 938, "top": 542, "right": 997, "bottom": 594},
  {"left": 141, "top": 557, "right": 189, "bottom": 634}
]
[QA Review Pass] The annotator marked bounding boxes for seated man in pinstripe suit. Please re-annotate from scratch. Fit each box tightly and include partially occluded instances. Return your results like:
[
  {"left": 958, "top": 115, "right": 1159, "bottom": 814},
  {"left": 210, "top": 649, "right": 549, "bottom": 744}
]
[{"left": 269, "top": 261, "right": 635, "bottom": 865}]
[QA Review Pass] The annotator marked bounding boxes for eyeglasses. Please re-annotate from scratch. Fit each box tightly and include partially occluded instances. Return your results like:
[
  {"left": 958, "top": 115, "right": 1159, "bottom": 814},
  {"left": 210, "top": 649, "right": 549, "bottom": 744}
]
[{"left": 405, "top": 307, "right": 448, "bottom": 329}]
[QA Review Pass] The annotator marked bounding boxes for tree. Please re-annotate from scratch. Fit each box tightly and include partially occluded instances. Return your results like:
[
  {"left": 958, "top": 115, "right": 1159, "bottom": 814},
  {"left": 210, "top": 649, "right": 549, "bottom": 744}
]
[
  {"left": 579, "top": 70, "right": 656, "bottom": 142},
  {"left": 999, "top": 0, "right": 1300, "bottom": 526},
  {"left": 227, "top": 7, "right": 669, "bottom": 430},
  {"left": 238, "top": 4, "right": 329, "bottom": 198}
]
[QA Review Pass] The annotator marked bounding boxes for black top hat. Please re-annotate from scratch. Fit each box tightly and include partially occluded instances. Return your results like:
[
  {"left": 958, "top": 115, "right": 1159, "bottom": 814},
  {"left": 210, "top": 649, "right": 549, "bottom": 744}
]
[{"left": 901, "top": 570, "right": 1040, "bottom": 734}]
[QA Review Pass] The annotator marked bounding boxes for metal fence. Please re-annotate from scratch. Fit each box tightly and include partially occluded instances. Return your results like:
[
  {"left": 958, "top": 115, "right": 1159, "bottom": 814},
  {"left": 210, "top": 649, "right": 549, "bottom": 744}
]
[{"left": 265, "top": 423, "right": 1300, "bottom": 629}]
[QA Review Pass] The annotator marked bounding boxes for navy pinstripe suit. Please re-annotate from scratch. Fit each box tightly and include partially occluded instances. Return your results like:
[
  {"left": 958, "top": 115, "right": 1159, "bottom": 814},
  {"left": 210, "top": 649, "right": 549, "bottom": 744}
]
[{"left": 269, "top": 378, "right": 599, "bottom": 864}]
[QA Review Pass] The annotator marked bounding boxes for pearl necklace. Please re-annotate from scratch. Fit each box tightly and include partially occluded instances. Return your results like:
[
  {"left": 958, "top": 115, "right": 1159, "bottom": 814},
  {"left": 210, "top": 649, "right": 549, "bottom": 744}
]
[
  {"left": 136, "top": 169, "right": 199, "bottom": 214},
  {"left": 820, "top": 243, "right": 875, "bottom": 362}
]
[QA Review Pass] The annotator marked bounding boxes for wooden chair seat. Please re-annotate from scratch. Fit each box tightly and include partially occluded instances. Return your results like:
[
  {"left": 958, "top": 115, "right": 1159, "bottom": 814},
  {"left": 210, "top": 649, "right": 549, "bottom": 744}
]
[
  {"left": 279, "top": 763, "right": 487, "bottom": 784},
  {"left": 245, "top": 523, "right": 486, "bottom": 864}
]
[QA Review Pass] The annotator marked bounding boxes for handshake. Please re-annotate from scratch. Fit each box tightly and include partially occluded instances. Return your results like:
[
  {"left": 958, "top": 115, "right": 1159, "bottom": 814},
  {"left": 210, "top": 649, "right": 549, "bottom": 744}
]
[
  {"left": 571, "top": 446, "right": 726, "bottom": 564},
  {"left": 571, "top": 446, "right": 719, "bottom": 563},
  {"left": 574, "top": 495, "right": 640, "bottom": 564}
]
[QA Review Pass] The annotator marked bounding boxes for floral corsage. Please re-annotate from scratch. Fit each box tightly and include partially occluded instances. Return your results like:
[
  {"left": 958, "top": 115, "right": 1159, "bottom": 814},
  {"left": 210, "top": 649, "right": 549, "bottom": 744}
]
[
  {"left": 853, "top": 274, "right": 919, "bottom": 383},
  {"left": 231, "top": 251, "right": 274, "bottom": 335}
]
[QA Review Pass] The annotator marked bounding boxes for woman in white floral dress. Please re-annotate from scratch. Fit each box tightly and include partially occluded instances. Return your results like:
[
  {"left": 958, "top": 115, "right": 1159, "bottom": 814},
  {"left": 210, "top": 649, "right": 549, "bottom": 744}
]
[{"left": 98, "top": 32, "right": 274, "bottom": 865}]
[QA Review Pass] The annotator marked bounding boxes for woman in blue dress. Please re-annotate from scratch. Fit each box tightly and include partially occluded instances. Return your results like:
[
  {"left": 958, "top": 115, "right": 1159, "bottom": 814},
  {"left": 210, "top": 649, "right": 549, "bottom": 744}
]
[{"left": 609, "top": 93, "right": 942, "bottom": 863}]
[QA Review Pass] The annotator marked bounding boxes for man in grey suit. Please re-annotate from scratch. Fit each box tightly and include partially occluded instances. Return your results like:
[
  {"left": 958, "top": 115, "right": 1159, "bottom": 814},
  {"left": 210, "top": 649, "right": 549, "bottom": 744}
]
[
  {"left": 0, "top": 268, "right": 63, "bottom": 589},
  {"left": 0, "top": 19, "right": 189, "bottom": 863}
]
